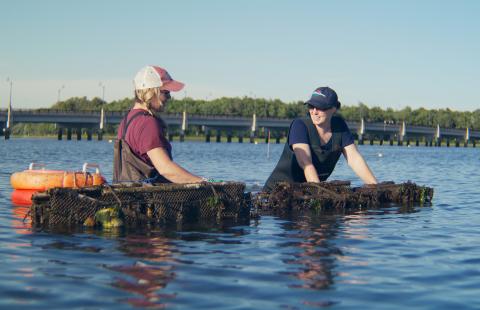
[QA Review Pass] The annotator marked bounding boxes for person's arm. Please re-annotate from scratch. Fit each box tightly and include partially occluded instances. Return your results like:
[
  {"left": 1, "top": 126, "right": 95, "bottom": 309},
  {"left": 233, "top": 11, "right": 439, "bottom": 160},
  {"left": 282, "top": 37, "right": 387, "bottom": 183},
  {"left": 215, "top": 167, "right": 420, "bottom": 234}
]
[
  {"left": 342, "top": 144, "right": 377, "bottom": 184},
  {"left": 147, "top": 147, "right": 203, "bottom": 183},
  {"left": 292, "top": 143, "right": 321, "bottom": 183}
]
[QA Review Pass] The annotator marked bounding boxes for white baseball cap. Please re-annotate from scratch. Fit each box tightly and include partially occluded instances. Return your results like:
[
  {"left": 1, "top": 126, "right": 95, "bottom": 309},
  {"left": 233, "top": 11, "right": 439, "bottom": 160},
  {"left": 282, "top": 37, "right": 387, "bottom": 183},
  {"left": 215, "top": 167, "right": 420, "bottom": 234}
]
[{"left": 133, "top": 65, "right": 185, "bottom": 91}]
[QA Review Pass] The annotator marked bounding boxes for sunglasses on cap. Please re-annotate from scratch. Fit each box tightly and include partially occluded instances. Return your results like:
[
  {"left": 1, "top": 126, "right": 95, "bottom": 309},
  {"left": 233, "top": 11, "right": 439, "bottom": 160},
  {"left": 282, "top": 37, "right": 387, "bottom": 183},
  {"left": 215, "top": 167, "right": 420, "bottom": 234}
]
[
  {"left": 307, "top": 104, "right": 332, "bottom": 111},
  {"left": 160, "top": 90, "right": 171, "bottom": 98}
]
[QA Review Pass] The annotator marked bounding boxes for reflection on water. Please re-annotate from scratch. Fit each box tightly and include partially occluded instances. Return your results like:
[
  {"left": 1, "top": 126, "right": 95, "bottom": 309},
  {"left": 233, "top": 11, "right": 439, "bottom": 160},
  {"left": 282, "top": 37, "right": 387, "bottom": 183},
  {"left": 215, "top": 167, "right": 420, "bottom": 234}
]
[
  {"left": 108, "top": 234, "right": 177, "bottom": 308},
  {"left": 11, "top": 205, "right": 32, "bottom": 236},
  {"left": 282, "top": 214, "right": 341, "bottom": 291},
  {"left": 280, "top": 205, "right": 423, "bottom": 292}
]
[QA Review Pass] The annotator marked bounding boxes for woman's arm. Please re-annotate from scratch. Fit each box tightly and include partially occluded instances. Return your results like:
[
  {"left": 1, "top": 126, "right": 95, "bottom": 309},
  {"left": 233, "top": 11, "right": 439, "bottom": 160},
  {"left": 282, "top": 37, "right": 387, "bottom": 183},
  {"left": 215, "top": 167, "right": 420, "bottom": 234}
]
[
  {"left": 292, "top": 143, "right": 321, "bottom": 183},
  {"left": 147, "top": 147, "right": 203, "bottom": 183},
  {"left": 342, "top": 144, "right": 377, "bottom": 184}
]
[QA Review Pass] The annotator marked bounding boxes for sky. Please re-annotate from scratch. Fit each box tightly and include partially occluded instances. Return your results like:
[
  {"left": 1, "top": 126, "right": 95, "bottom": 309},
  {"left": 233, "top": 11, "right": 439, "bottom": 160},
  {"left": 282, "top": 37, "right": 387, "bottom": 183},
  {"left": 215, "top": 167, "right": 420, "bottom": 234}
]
[{"left": 0, "top": 0, "right": 479, "bottom": 111}]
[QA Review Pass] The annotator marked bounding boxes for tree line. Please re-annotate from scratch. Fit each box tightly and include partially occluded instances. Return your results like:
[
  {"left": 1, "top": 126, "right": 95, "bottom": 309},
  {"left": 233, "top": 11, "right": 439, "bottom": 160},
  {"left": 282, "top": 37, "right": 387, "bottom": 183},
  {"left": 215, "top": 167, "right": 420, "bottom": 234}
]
[{"left": 10, "top": 96, "right": 480, "bottom": 136}]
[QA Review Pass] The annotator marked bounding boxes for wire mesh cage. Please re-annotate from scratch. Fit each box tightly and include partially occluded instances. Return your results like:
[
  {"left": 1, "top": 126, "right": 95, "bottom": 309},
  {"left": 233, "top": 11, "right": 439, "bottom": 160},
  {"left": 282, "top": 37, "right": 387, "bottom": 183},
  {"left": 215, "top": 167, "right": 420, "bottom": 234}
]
[
  {"left": 253, "top": 181, "right": 434, "bottom": 215},
  {"left": 31, "top": 182, "right": 251, "bottom": 230}
]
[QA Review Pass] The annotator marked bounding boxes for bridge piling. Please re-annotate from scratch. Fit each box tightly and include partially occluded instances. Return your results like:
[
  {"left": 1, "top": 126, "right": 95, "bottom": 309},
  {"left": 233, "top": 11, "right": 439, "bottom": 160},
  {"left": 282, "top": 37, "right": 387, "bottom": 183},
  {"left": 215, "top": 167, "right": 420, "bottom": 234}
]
[
  {"left": 97, "top": 130, "right": 103, "bottom": 141},
  {"left": 67, "top": 128, "right": 72, "bottom": 140},
  {"left": 399, "top": 122, "right": 406, "bottom": 146},
  {"left": 275, "top": 133, "right": 281, "bottom": 144},
  {"left": 358, "top": 118, "right": 365, "bottom": 145},
  {"left": 216, "top": 132, "right": 221, "bottom": 143},
  {"left": 250, "top": 114, "right": 256, "bottom": 143},
  {"left": 238, "top": 134, "right": 243, "bottom": 143},
  {"left": 76, "top": 128, "right": 82, "bottom": 141},
  {"left": 180, "top": 111, "right": 187, "bottom": 142},
  {"left": 57, "top": 128, "right": 63, "bottom": 140},
  {"left": 250, "top": 131, "right": 256, "bottom": 143},
  {"left": 358, "top": 135, "right": 364, "bottom": 145},
  {"left": 87, "top": 129, "right": 92, "bottom": 141}
]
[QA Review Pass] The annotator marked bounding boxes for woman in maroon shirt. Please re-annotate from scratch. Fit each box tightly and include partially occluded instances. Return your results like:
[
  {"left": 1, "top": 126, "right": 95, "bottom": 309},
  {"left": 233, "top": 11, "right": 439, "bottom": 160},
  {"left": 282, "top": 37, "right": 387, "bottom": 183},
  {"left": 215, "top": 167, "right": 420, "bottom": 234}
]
[{"left": 114, "top": 65, "right": 203, "bottom": 183}]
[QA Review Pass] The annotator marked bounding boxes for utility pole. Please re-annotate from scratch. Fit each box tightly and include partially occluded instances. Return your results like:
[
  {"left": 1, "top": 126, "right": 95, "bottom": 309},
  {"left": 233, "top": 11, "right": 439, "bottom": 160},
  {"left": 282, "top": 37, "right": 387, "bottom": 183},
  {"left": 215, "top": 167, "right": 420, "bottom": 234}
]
[
  {"left": 99, "top": 82, "right": 105, "bottom": 101},
  {"left": 183, "top": 90, "right": 187, "bottom": 112},
  {"left": 57, "top": 85, "right": 65, "bottom": 102},
  {"left": 5, "top": 77, "right": 13, "bottom": 139}
]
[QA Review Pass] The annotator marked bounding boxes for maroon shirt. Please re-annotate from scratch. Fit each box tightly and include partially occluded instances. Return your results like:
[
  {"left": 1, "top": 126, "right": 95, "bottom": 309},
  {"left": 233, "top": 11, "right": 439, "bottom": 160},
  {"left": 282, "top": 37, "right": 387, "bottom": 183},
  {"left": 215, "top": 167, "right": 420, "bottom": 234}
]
[{"left": 117, "top": 109, "right": 172, "bottom": 166}]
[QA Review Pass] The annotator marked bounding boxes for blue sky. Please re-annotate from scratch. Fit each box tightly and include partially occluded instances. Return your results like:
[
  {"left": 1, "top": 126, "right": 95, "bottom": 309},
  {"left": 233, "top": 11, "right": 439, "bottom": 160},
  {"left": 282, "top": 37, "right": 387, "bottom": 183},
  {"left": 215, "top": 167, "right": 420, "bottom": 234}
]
[{"left": 0, "top": 0, "right": 479, "bottom": 111}]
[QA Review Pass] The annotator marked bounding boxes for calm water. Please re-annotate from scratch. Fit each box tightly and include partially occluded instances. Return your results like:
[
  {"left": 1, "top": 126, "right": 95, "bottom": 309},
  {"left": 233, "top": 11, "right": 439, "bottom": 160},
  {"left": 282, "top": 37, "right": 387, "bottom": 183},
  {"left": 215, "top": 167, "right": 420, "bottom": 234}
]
[{"left": 0, "top": 139, "right": 479, "bottom": 309}]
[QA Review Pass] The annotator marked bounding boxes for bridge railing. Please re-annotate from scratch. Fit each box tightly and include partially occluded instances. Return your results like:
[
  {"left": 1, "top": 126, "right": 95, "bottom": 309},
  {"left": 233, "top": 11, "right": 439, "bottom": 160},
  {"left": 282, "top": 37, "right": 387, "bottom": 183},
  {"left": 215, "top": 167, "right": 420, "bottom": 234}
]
[{"left": 1, "top": 109, "right": 479, "bottom": 138}]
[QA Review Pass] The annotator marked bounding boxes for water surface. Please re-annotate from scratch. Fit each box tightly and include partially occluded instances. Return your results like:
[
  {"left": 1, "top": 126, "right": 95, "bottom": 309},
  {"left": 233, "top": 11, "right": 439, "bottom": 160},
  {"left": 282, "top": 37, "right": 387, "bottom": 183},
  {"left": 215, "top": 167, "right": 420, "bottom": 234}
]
[{"left": 0, "top": 139, "right": 479, "bottom": 309}]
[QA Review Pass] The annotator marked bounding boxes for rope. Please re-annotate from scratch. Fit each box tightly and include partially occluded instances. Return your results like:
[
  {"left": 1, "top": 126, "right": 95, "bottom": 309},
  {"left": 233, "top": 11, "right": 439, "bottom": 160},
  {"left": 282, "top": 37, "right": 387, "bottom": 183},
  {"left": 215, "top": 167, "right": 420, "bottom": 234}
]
[{"left": 103, "top": 183, "right": 123, "bottom": 208}]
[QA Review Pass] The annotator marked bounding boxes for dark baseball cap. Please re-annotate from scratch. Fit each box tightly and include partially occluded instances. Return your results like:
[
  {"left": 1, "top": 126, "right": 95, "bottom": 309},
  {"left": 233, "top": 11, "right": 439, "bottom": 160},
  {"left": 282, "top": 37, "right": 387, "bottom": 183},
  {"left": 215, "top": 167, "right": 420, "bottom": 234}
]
[{"left": 305, "top": 87, "right": 341, "bottom": 110}]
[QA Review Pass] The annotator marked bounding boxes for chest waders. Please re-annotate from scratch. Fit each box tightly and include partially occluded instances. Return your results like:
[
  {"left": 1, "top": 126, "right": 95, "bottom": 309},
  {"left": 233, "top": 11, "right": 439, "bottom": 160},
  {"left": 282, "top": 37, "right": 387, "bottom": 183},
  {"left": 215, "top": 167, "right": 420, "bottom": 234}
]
[
  {"left": 113, "top": 111, "right": 164, "bottom": 183},
  {"left": 263, "top": 116, "right": 343, "bottom": 191}
]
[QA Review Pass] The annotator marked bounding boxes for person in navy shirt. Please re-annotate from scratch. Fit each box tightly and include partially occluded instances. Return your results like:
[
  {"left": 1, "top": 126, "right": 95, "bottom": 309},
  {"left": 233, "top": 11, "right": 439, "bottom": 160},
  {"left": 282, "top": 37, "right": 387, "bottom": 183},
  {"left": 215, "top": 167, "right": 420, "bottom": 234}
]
[{"left": 264, "top": 87, "right": 377, "bottom": 191}]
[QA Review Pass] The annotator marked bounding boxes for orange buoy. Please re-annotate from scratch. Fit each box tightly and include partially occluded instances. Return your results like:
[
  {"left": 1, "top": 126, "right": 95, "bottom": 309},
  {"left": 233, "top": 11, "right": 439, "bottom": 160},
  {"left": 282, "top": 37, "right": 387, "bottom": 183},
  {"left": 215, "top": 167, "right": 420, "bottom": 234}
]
[
  {"left": 11, "top": 170, "right": 105, "bottom": 190},
  {"left": 11, "top": 189, "right": 39, "bottom": 206},
  {"left": 10, "top": 162, "right": 106, "bottom": 191}
]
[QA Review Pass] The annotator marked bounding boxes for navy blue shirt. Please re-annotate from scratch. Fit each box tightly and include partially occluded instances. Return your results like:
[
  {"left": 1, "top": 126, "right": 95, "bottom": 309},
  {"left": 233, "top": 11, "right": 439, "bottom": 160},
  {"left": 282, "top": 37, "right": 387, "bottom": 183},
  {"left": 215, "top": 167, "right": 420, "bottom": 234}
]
[{"left": 289, "top": 117, "right": 354, "bottom": 150}]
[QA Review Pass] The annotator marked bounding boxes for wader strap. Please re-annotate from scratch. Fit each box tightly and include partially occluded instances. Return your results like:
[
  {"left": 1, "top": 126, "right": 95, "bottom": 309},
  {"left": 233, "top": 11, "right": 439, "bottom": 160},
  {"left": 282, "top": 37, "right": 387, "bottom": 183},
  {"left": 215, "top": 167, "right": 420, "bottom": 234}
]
[{"left": 121, "top": 110, "right": 150, "bottom": 139}]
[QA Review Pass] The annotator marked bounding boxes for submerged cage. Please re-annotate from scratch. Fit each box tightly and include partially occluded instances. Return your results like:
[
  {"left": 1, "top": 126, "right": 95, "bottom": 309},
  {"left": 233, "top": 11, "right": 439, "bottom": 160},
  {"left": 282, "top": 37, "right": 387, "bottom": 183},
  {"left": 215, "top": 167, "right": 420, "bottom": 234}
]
[
  {"left": 31, "top": 182, "right": 251, "bottom": 229},
  {"left": 254, "top": 181, "right": 434, "bottom": 214}
]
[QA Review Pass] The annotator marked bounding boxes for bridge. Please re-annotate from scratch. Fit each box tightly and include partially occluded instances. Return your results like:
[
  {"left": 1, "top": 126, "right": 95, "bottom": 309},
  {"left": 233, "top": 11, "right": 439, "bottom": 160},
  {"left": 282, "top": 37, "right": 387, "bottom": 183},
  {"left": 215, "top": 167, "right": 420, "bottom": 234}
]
[{"left": 0, "top": 108, "right": 478, "bottom": 146}]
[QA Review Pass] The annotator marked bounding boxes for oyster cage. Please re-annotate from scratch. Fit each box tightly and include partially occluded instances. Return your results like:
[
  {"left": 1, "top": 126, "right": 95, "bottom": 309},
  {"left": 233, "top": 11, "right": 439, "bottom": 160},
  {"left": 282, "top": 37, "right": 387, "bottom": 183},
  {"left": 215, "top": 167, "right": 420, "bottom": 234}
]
[
  {"left": 30, "top": 180, "right": 434, "bottom": 230},
  {"left": 253, "top": 181, "right": 434, "bottom": 215},
  {"left": 31, "top": 182, "right": 251, "bottom": 230}
]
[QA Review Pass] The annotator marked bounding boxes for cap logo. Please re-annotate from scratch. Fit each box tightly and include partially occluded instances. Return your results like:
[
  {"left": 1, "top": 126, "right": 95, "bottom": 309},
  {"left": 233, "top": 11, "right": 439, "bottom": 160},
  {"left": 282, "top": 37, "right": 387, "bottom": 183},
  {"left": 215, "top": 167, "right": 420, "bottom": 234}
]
[{"left": 312, "top": 90, "right": 326, "bottom": 97}]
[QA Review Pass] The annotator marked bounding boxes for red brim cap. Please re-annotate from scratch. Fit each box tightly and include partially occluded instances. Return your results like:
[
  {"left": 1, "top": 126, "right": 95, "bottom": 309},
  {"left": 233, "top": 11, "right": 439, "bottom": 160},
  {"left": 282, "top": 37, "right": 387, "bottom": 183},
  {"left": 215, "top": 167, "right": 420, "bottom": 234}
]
[
  {"left": 162, "top": 80, "right": 185, "bottom": 92},
  {"left": 152, "top": 66, "right": 185, "bottom": 92}
]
